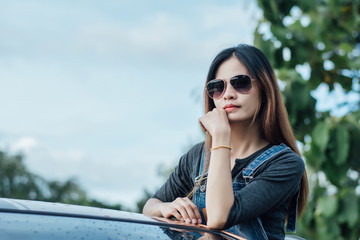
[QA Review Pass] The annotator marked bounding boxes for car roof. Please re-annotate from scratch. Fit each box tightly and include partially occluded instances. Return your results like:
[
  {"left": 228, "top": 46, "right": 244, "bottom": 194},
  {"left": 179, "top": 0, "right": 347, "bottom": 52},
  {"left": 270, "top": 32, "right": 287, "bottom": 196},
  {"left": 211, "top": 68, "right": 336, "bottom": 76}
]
[
  {"left": 0, "top": 198, "right": 246, "bottom": 240},
  {"left": 0, "top": 197, "right": 155, "bottom": 223}
]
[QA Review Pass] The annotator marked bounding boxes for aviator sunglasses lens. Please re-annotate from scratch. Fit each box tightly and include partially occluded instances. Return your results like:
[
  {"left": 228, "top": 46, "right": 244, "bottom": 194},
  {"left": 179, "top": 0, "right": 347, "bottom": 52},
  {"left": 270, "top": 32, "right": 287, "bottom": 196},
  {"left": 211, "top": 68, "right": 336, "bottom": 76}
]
[
  {"left": 230, "top": 75, "right": 252, "bottom": 93},
  {"left": 207, "top": 75, "right": 253, "bottom": 99},
  {"left": 207, "top": 80, "right": 225, "bottom": 99}
]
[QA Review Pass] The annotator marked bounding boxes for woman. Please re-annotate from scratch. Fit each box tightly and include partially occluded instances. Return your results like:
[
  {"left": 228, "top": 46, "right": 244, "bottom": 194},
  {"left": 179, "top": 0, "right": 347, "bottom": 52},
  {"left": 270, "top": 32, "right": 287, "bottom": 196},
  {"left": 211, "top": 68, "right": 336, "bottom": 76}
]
[{"left": 143, "top": 44, "right": 308, "bottom": 240}]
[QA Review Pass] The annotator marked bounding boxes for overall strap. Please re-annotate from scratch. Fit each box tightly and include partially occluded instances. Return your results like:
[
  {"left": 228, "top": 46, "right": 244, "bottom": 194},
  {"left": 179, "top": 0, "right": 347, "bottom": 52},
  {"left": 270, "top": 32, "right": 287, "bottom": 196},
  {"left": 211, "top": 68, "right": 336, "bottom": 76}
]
[
  {"left": 194, "top": 150, "right": 206, "bottom": 182},
  {"left": 242, "top": 143, "right": 289, "bottom": 184},
  {"left": 242, "top": 143, "right": 299, "bottom": 233},
  {"left": 286, "top": 188, "right": 300, "bottom": 232},
  {"left": 199, "top": 150, "right": 206, "bottom": 175}
]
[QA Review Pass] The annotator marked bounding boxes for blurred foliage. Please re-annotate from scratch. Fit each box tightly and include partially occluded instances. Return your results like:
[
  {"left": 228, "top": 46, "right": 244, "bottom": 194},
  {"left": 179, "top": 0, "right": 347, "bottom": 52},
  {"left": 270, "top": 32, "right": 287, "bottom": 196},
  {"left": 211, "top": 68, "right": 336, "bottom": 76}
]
[
  {"left": 255, "top": 0, "right": 360, "bottom": 239},
  {"left": 135, "top": 188, "right": 153, "bottom": 213},
  {"left": 134, "top": 160, "right": 177, "bottom": 213},
  {"left": 0, "top": 150, "right": 125, "bottom": 211},
  {"left": 134, "top": 142, "right": 199, "bottom": 213}
]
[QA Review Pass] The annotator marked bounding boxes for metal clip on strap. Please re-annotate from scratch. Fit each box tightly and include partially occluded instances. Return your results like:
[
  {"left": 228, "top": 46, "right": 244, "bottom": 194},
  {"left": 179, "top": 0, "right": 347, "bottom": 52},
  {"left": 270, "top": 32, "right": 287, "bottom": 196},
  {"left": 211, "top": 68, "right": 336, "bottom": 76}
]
[{"left": 243, "top": 175, "right": 253, "bottom": 185}]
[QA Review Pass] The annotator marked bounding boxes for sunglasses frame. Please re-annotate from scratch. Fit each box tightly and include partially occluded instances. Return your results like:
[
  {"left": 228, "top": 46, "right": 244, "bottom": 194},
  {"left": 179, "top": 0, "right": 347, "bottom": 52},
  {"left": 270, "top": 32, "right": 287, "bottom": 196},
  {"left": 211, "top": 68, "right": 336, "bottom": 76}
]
[{"left": 206, "top": 74, "right": 257, "bottom": 99}]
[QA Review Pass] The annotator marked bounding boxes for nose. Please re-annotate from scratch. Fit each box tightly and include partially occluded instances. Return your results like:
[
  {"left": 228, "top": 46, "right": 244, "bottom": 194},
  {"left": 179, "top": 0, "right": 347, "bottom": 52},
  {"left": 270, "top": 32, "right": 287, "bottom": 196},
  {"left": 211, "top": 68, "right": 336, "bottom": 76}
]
[{"left": 222, "top": 81, "right": 237, "bottom": 100}]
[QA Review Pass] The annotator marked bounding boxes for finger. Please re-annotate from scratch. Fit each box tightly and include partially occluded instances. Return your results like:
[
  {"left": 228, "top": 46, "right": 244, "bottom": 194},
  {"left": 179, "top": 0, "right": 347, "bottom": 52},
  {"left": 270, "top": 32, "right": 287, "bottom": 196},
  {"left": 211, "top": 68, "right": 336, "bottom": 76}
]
[
  {"left": 179, "top": 199, "right": 197, "bottom": 224},
  {"left": 168, "top": 208, "right": 183, "bottom": 222},
  {"left": 174, "top": 198, "right": 191, "bottom": 223},
  {"left": 213, "top": 107, "right": 226, "bottom": 116},
  {"left": 183, "top": 198, "right": 202, "bottom": 224},
  {"left": 180, "top": 199, "right": 201, "bottom": 224},
  {"left": 160, "top": 203, "right": 181, "bottom": 220},
  {"left": 176, "top": 205, "right": 191, "bottom": 223},
  {"left": 191, "top": 205, "right": 202, "bottom": 224}
]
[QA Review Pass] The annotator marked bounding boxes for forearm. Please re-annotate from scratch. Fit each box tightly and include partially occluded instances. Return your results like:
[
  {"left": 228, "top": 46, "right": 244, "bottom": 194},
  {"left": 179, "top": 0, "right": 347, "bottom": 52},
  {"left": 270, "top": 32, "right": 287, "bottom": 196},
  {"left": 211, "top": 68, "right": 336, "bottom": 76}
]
[
  {"left": 143, "top": 198, "right": 164, "bottom": 217},
  {"left": 205, "top": 136, "right": 234, "bottom": 229},
  {"left": 143, "top": 197, "right": 203, "bottom": 224}
]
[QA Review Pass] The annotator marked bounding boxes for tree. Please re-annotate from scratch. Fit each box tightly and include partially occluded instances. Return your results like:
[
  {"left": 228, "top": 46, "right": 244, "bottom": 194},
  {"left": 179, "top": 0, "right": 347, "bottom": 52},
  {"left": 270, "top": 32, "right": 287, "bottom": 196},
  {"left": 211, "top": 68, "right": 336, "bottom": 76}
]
[
  {"left": 135, "top": 188, "right": 153, "bottom": 213},
  {"left": 0, "top": 151, "right": 48, "bottom": 200},
  {"left": 254, "top": 0, "right": 360, "bottom": 239},
  {"left": 0, "top": 150, "right": 125, "bottom": 211}
]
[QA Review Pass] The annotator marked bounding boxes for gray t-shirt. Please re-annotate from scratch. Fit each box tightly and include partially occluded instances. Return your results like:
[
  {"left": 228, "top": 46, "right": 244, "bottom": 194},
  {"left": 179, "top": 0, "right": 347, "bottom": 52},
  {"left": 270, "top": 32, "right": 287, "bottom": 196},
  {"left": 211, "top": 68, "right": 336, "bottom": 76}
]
[{"left": 153, "top": 142, "right": 305, "bottom": 240}]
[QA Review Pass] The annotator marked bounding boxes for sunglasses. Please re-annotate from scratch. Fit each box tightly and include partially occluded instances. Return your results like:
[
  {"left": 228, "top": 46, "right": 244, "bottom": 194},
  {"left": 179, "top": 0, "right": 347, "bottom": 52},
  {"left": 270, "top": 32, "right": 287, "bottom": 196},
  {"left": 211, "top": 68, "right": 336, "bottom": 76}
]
[{"left": 206, "top": 75, "right": 256, "bottom": 99}]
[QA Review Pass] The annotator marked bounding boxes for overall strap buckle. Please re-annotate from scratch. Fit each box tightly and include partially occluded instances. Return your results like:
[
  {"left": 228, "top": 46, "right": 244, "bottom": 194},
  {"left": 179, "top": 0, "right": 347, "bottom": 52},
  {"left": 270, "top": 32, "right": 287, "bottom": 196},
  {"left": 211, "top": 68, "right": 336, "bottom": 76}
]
[{"left": 243, "top": 174, "right": 253, "bottom": 186}]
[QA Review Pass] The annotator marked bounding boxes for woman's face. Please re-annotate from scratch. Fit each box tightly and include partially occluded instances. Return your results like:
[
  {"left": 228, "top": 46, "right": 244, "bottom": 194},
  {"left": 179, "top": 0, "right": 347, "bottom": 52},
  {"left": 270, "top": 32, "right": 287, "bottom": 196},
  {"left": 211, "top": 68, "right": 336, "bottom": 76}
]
[{"left": 213, "top": 56, "right": 260, "bottom": 124}]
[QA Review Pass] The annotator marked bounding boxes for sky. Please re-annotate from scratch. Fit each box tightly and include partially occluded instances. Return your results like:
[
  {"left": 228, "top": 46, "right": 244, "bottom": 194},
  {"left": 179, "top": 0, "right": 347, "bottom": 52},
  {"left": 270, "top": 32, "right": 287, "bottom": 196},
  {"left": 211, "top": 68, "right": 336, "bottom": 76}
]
[{"left": 0, "top": 0, "right": 261, "bottom": 208}]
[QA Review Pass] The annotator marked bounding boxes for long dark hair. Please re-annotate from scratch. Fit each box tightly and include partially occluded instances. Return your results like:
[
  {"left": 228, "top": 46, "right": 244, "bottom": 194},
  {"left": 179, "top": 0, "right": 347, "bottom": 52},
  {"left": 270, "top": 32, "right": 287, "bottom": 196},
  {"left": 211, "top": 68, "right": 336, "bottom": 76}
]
[{"left": 189, "top": 44, "right": 308, "bottom": 217}]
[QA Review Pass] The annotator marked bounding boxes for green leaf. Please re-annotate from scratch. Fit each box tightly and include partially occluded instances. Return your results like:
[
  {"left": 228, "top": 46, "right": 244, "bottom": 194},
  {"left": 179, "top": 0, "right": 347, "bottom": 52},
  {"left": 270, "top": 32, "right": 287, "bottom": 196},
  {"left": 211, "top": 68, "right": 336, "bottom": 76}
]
[
  {"left": 315, "top": 211, "right": 341, "bottom": 238},
  {"left": 338, "top": 189, "right": 359, "bottom": 228},
  {"left": 347, "top": 115, "right": 360, "bottom": 172},
  {"left": 324, "top": 161, "right": 348, "bottom": 187},
  {"left": 305, "top": 143, "right": 325, "bottom": 169},
  {"left": 278, "top": 68, "right": 298, "bottom": 81},
  {"left": 339, "top": 42, "right": 353, "bottom": 53},
  {"left": 334, "top": 122, "right": 350, "bottom": 166},
  {"left": 315, "top": 195, "right": 338, "bottom": 218},
  {"left": 312, "top": 121, "right": 331, "bottom": 152}
]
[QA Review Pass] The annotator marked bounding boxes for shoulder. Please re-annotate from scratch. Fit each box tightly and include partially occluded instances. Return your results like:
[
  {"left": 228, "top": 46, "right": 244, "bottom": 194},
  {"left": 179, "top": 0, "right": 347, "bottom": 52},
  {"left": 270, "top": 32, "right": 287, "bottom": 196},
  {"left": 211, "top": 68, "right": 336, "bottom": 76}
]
[
  {"left": 176, "top": 142, "right": 205, "bottom": 173},
  {"left": 188, "top": 142, "right": 205, "bottom": 156},
  {"left": 260, "top": 144, "right": 305, "bottom": 177},
  {"left": 179, "top": 142, "right": 204, "bottom": 165},
  {"left": 274, "top": 145, "right": 305, "bottom": 169},
  {"left": 247, "top": 144, "right": 305, "bottom": 177}
]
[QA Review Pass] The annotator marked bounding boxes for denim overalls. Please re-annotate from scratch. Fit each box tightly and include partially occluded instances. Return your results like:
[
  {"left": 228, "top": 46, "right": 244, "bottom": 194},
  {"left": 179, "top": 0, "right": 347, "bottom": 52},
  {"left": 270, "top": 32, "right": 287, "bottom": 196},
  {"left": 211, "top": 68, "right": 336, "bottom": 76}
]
[{"left": 192, "top": 144, "right": 299, "bottom": 240}]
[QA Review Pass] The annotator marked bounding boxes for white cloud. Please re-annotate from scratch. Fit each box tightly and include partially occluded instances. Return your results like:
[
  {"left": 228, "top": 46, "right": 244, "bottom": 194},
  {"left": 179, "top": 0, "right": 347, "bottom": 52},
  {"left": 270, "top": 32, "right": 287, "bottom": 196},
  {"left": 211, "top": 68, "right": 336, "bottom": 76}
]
[{"left": 11, "top": 137, "right": 38, "bottom": 154}]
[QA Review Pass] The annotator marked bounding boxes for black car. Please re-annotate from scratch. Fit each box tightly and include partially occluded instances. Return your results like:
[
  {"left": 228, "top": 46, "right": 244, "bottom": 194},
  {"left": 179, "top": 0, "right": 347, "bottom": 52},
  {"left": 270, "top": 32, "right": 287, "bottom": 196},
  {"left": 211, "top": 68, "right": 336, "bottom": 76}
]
[{"left": 0, "top": 198, "right": 246, "bottom": 240}]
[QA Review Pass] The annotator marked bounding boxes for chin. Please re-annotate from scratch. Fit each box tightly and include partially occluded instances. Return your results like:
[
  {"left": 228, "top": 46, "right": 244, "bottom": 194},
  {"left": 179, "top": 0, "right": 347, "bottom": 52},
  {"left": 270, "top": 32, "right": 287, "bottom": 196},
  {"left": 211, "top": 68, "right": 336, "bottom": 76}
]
[{"left": 227, "top": 115, "right": 253, "bottom": 124}]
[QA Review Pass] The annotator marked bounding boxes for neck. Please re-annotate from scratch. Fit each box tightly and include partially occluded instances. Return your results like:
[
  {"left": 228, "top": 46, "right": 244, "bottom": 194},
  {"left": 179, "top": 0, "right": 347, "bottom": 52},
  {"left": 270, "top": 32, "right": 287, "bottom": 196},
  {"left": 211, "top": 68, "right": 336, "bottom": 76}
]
[{"left": 229, "top": 120, "right": 268, "bottom": 159}]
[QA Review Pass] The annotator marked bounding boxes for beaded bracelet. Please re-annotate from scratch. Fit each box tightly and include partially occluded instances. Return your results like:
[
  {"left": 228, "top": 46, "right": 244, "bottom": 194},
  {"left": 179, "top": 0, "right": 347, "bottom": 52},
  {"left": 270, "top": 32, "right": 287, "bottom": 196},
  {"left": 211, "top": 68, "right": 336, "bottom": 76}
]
[{"left": 210, "top": 145, "right": 232, "bottom": 151}]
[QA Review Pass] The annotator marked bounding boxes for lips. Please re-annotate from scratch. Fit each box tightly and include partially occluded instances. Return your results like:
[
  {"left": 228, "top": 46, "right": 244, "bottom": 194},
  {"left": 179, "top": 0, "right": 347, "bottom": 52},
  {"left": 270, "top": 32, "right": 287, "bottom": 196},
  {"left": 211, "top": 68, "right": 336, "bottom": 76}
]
[{"left": 224, "top": 104, "right": 240, "bottom": 112}]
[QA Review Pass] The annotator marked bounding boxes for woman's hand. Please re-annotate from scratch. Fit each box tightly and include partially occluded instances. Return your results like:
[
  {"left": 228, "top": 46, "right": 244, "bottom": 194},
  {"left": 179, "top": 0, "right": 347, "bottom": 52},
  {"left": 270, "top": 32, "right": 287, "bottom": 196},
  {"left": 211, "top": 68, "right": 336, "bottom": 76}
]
[
  {"left": 159, "top": 197, "right": 202, "bottom": 224},
  {"left": 199, "top": 108, "right": 230, "bottom": 140}
]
